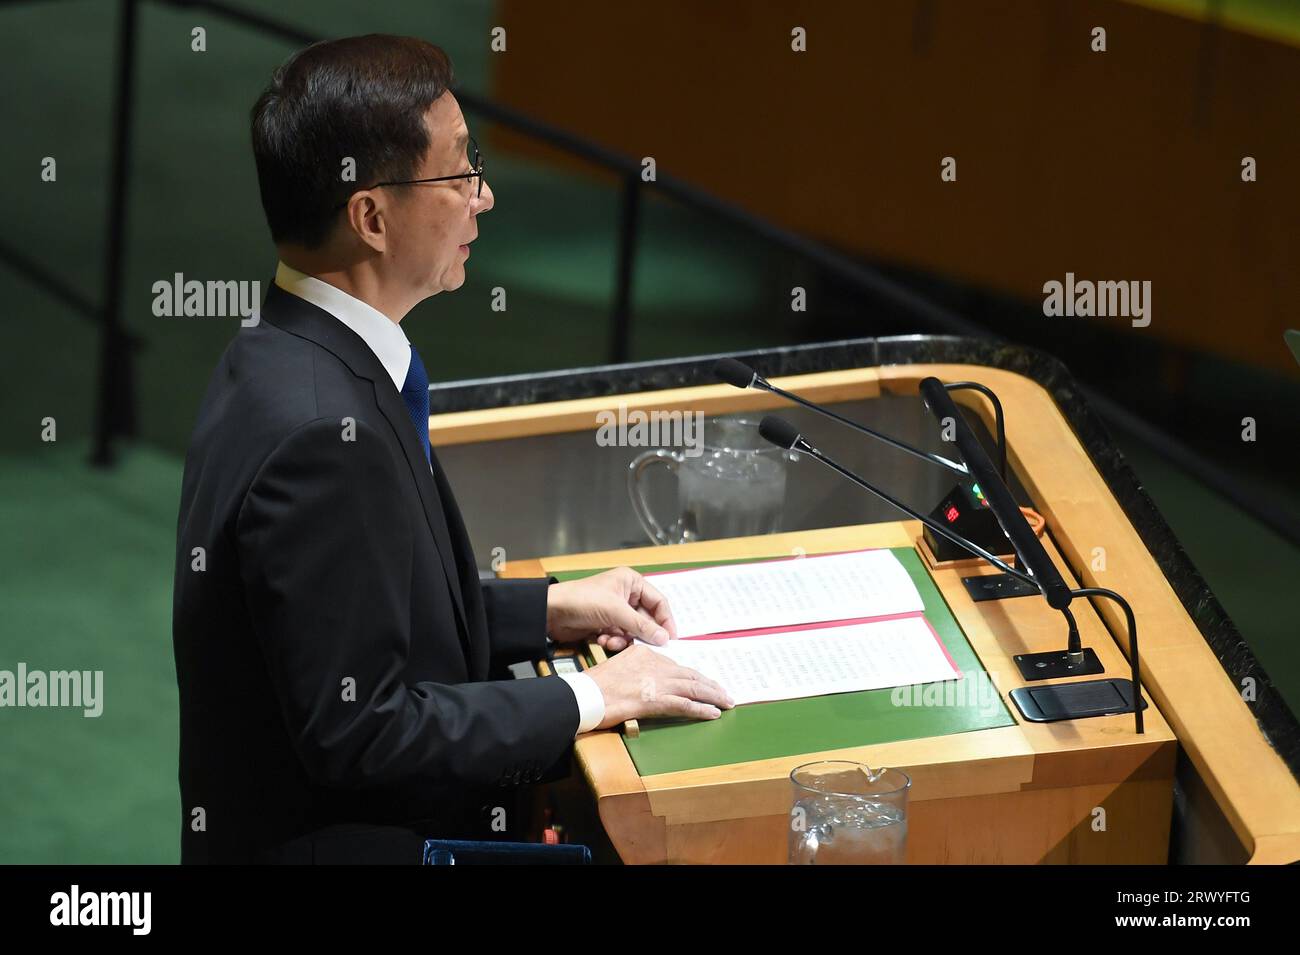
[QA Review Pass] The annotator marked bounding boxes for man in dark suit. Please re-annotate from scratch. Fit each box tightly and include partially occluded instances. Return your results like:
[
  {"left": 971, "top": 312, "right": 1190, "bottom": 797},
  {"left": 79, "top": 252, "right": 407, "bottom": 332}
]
[{"left": 172, "top": 35, "right": 732, "bottom": 864}]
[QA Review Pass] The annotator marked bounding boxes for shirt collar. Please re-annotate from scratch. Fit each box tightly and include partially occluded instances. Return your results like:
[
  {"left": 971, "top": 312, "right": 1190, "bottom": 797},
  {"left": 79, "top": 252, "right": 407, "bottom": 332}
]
[{"left": 273, "top": 261, "right": 411, "bottom": 392}]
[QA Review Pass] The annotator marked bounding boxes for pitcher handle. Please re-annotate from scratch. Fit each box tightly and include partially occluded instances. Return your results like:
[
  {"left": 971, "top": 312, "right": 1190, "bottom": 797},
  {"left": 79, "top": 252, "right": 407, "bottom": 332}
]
[{"left": 627, "top": 449, "right": 681, "bottom": 546}]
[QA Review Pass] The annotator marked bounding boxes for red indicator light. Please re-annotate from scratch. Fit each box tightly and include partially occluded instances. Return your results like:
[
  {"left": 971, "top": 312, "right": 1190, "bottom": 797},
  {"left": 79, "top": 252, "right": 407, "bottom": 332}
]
[{"left": 945, "top": 505, "right": 960, "bottom": 523}]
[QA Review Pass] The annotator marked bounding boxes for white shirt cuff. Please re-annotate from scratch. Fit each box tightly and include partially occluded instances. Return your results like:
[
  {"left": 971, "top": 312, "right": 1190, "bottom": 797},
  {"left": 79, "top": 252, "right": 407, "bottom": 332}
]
[{"left": 557, "top": 671, "right": 605, "bottom": 735}]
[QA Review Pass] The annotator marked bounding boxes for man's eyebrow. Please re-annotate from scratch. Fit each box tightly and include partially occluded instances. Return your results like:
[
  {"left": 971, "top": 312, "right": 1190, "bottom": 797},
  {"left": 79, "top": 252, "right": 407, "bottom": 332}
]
[{"left": 453, "top": 131, "right": 469, "bottom": 154}]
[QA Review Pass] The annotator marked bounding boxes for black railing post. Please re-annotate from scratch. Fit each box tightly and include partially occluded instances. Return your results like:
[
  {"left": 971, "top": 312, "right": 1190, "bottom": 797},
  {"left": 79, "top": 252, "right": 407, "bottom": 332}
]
[
  {"left": 91, "top": 0, "right": 140, "bottom": 467},
  {"left": 610, "top": 173, "right": 641, "bottom": 364}
]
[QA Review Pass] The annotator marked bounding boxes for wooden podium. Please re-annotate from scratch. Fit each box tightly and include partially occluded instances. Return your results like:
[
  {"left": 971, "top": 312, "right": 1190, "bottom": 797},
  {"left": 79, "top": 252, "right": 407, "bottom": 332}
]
[
  {"left": 435, "top": 361, "right": 1300, "bottom": 864},
  {"left": 507, "top": 521, "right": 1175, "bottom": 864}
]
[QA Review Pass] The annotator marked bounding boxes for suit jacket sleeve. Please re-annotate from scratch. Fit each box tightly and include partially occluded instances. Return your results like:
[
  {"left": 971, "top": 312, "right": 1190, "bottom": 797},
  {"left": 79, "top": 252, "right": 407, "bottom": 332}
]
[
  {"left": 235, "top": 417, "right": 579, "bottom": 790},
  {"left": 480, "top": 576, "right": 555, "bottom": 670}
]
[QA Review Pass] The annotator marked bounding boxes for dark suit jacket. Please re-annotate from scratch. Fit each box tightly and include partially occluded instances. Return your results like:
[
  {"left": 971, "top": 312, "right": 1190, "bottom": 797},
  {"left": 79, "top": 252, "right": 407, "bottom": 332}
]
[{"left": 172, "top": 283, "right": 579, "bottom": 864}]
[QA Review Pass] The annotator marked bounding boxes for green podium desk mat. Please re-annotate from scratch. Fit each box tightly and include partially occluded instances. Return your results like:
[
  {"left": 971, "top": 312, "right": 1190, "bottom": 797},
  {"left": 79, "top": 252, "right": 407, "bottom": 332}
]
[{"left": 548, "top": 547, "right": 1015, "bottom": 777}]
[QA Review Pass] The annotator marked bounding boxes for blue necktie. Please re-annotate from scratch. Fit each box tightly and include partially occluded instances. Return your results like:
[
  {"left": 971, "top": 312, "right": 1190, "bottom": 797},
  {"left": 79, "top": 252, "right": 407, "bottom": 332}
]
[{"left": 400, "top": 344, "right": 432, "bottom": 462}]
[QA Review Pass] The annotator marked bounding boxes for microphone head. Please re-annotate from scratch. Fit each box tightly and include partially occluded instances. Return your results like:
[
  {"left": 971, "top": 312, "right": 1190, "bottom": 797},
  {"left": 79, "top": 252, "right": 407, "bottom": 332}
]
[
  {"left": 714, "top": 357, "right": 758, "bottom": 390},
  {"left": 759, "top": 415, "right": 803, "bottom": 451}
]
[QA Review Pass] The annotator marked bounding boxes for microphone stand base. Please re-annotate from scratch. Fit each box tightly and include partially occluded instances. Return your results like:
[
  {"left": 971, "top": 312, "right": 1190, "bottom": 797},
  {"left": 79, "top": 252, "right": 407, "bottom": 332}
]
[{"left": 1009, "top": 679, "right": 1148, "bottom": 725}]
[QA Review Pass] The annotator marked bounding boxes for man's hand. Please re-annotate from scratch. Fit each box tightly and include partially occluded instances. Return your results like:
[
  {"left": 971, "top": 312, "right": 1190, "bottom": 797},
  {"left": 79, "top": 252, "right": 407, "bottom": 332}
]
[
  {"left": 546, "top": 566, "right": 678, "bottom": 652},
  {"left": 585, "top": 645, "right": 734, "bottom": 728}
]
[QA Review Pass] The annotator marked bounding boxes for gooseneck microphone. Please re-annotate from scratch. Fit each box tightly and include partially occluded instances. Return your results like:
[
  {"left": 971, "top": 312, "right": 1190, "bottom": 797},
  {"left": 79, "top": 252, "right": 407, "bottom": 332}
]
[
  {"left": 715, "top": 358, "right": 968, "bottom": 476},
  {"left": 916, "top": 377, "right": 1073, "bottom": 612},
  {"left": 757, "top": 416, "right": 1034, "bottom": 587},
  {"left": 1072, "top": 587, "right": 1143, "bottom": 734}
]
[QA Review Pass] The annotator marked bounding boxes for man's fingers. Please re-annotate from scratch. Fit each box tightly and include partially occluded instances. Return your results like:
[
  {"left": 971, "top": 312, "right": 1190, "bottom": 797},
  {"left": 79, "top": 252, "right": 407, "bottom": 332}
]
[
  {"left": 632, "top": 607, "right": 665, "bottom": 637},
  {"left": 638, "top": 659, "right": 734, "bottom": 707},
  {"left": 666, "top": 666, "right": 734, "bottom": 706},
  {"left": 656, "top": 695, "right": 722, "bottom": 721},
  {"left": 634, "top": 576, "right": 678, "bottom": 638},
  {"left": 598, "top": 634, "right": 630, "bottom": 652},
  {"left": 611, "top": 601, "right": 669, "bottom": 646},
  {"left": 587, "top": 644, "right": 734, "bottom": 723},
  {"left": 660, "top": 677, "right": 734, "bottom": 709}
]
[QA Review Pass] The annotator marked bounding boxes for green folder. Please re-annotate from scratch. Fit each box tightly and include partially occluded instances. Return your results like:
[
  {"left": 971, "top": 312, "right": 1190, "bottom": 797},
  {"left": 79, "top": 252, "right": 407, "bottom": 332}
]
[{"left": 550, "top": 547, "right": 1015, "bottom": 777}]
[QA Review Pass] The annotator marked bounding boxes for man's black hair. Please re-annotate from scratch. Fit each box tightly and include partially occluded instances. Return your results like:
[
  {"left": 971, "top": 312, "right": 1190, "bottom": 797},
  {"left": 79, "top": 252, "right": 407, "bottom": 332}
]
[{"left": 251, "top": 34, "right": 455, "bottom": 248}]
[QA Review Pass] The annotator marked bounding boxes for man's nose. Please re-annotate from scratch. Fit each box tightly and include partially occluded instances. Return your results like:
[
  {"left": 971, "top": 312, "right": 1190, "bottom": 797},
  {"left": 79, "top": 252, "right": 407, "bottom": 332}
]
[{"left": 473, "top": 179, "right": 495, "bottom": 215}]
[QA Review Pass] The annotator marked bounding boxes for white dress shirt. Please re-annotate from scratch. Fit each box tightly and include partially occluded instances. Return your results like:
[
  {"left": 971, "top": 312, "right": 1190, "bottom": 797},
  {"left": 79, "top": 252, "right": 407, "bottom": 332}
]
[
  {"left": 275, "top": 262, "right": 412, "bottom": 390},
  {"left": 273, "top": 262, "right": 605, "bottom": 735}
]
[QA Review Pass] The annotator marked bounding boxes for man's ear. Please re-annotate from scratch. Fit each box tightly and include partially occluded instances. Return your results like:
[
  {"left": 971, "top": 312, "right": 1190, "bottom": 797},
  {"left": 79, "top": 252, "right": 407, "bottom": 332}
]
[{"left": 343, "top": 190, "right": 387, "bottom": 253}]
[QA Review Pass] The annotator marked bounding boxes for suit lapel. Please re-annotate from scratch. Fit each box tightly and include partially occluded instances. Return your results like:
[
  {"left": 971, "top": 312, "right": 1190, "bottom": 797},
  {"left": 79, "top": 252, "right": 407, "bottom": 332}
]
[
  {"left": 369, "top": 382, "right": 472, "bottom": 636},
  {"left": 260, "top": 285, "right": 473, "bottom": 657},
  {"left": 426, "top": 447, "right": 490, "bottom": 679}
]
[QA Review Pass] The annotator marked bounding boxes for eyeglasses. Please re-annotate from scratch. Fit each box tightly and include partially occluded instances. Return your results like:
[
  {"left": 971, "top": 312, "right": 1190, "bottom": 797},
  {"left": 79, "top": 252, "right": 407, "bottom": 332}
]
[{"left": 335, "top": 137, "right": 484, "bottom": 210}]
